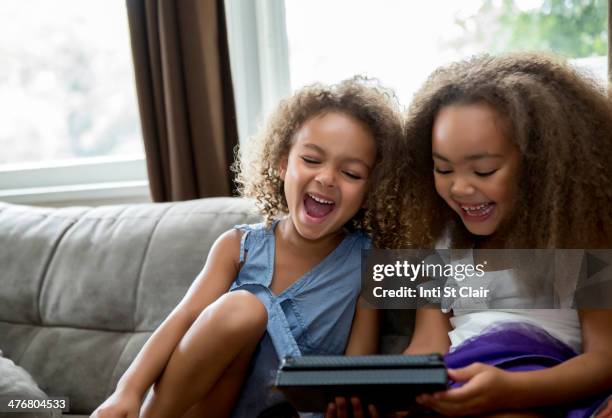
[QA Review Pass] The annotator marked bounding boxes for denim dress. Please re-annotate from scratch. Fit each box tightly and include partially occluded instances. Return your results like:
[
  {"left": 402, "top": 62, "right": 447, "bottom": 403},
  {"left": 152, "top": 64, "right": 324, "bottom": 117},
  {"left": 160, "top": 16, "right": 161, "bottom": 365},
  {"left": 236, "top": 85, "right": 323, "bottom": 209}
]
[{"left": 229, "top": 221, "right": 371, "bottom": 418}]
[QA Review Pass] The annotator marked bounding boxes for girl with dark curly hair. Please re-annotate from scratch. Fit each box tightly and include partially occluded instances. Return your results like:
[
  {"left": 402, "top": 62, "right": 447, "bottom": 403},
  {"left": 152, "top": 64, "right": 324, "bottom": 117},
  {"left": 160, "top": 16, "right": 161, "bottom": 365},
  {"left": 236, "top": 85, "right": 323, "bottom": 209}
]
[
  {"left": 331, "top": 54, "right": 612, "bottom": 418},
  {"left": 92, "top": 77, "right": 403, "bottom": 418},
  {"left": 406, "top": 53, "right": 611, "bottom": 418}
]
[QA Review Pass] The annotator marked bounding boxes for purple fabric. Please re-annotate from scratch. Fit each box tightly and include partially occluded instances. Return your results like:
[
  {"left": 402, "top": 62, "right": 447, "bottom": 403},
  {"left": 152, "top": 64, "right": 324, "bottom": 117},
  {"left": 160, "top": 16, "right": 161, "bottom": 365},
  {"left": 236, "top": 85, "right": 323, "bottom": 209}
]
[{"left": 444, "top": 322, "right": 608, "bottom": 418}]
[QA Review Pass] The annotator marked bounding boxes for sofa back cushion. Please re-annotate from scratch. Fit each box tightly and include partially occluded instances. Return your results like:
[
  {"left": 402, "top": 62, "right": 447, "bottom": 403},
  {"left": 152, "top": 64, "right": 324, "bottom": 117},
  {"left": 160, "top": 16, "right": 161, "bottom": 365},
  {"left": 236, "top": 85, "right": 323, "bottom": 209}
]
[{"left": 0, "top": 197, "right": 259, "bottom": 413}]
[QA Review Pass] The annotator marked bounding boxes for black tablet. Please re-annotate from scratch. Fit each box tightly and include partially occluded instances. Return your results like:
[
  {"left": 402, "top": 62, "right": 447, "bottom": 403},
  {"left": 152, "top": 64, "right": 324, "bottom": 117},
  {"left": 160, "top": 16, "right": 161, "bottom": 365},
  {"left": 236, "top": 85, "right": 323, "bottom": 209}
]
[{"left": 274, "top": 354, "right": 448, "bottom": 413}]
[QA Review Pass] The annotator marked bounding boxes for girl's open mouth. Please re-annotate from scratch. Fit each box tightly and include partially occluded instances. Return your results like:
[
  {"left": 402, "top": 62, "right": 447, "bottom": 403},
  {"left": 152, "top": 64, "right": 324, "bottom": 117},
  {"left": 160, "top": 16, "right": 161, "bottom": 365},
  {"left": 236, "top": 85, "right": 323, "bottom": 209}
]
[
  {"left": 303, "top": 193, "right": 335, "bottom": 222},
  {"left": 459, "top": 202, "right": 495, "bottom": 221}
]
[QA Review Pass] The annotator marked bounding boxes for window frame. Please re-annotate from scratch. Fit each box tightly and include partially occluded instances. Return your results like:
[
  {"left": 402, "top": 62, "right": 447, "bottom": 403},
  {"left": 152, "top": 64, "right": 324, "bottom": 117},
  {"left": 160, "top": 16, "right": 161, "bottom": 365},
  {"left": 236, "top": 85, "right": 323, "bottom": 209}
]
[{"left": 0, "top": 156, "right": 149, "bottom": 206}]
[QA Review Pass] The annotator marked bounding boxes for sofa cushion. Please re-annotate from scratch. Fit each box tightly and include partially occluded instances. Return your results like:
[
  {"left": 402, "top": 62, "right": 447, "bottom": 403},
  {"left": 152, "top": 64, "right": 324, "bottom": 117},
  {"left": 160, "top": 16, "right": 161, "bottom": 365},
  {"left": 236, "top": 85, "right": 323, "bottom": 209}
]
[
  {"left": 0, "top": 197, "right": 415, "bottom": 414},
  {"left": 0, "top": 197, "right": 259, "bottom": 413},
  {"left": 0, "top": 355, "right": 61, "bottom": 418}
]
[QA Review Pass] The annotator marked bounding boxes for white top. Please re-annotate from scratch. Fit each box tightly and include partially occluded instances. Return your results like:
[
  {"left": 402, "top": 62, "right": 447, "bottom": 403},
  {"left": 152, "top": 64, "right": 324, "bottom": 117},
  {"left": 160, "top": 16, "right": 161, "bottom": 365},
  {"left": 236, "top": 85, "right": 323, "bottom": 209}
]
[
  {"left": 437, "top": 247, "right": 583, "bottom": 353},
  {"left": 448, "top": 309, "right": 581, "bottom": 353}
]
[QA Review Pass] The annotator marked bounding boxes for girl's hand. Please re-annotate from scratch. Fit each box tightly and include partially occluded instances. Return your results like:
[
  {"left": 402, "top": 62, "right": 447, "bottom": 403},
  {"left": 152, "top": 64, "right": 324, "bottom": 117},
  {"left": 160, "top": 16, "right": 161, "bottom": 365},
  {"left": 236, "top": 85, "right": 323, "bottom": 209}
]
[
  {"left": 595, "top": 397, "right": 612, "bottom": 418},
  {"left": 326, "top": 397, "right": 376, "bottom": 418},
  {"left": 325, "top": 397, "right": 409, "bottom": 418},
  {"left": 90, "top": 388, "right": 142, "bottom": 418},
  {"left": 416, "top": 363, "right": 515, "bottom": 417}
]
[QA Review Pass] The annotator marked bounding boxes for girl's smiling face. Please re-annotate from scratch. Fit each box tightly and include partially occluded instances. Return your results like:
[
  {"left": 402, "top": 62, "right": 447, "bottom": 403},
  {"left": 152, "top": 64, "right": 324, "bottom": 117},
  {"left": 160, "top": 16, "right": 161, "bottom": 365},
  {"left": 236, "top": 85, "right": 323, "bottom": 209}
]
[
  {"left": 432, "top": 103, "right": 521, "bottom": 237},
  {"left": 281, "top": 111, "right": 376, "bottom": 241}
]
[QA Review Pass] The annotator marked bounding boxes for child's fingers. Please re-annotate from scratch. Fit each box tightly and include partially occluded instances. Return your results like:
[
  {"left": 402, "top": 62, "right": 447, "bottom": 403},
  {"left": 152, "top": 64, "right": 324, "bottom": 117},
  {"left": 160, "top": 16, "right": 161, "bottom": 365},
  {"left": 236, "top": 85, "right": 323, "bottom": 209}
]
[
  {"left": 367, "top": 403, "right": 380, "bottom": 418},
  {"left": 596, "top": 399, "right": 612, "bottom": 418},
  {"left": 447, "top": 362, "right": 487, "bottom": 382},
  {"left": 350, "top": 397, "right": 364, "bottom": 418},
  {"left": 325, "top": 401, "right": 337, "bottom": 418},
  {"left": 414, "top": 395, "right": 467, "bottom": 417},
  {"left": 429, "top": 377, "right": 482, "bottom": 403},
  {"left": 434, "top": 389, "right": 474, "bottom": 405},
  {"left": 335, "top": 396, "right": 348, "bottom": 418}
]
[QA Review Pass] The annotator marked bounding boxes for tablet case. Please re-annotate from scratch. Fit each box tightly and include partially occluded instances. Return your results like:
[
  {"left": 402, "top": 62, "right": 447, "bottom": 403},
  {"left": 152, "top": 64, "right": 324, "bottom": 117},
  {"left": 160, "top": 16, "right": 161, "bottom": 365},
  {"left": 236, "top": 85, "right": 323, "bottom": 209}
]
[{"left": 275, "top": 354, "right": 448, "bottom": 412}]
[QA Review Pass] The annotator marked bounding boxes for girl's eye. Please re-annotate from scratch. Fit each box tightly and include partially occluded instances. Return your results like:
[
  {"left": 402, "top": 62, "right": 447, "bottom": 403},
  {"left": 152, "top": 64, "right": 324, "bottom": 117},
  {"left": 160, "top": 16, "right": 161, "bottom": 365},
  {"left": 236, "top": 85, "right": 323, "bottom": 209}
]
[
  {"left": 301, "top": 156, "right": 320, "bottom": 164},
  {"left": 475, "top": 169, "right": 498, "bottom": 177},
  {"left": 343, "top": 171, "right": 362, "bottom": 180},
  {"left": 434, "top": 168, "right": 452, "bottom": 175}
]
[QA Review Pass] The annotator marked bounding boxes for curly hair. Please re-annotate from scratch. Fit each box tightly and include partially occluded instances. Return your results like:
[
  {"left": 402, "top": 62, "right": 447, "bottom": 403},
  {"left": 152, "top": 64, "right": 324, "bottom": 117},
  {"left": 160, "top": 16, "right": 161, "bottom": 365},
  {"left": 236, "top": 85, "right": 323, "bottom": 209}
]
[
  {"left": 233, "top": 77, "right": 404, "bottom": 237},
  {"left": 375, "top": 52, "right": 612, "bottom": 249}
]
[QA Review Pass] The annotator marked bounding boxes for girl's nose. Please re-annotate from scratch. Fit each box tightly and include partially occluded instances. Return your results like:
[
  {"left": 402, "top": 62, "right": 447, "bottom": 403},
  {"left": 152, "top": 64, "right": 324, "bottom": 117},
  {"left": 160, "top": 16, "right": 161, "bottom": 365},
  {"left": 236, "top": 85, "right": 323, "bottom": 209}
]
[
  {"left": 315, "top": 168, "right": 336, "bottom": 188},
  {"left": 450, "top": 177, "right": 475, "bottom": 197}
]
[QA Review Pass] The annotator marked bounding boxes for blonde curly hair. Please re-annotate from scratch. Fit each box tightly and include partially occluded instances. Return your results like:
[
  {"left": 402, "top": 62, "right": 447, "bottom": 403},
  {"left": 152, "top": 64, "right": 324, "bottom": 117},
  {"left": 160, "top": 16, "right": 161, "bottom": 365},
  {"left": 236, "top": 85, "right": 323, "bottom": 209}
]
[
  {"left": 233, "top": 77, "right": 403, "bottom": 238},
  {"left": 376, "top": 52, "right": 612, "bottom": 249}
]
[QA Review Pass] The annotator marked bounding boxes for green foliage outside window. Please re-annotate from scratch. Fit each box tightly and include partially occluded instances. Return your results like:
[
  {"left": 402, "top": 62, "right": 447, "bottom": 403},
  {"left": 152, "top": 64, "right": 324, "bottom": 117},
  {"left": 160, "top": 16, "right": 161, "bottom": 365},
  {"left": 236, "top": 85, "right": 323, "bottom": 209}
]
[{"left": 452, "top": 0, "right": 607, "bottom": 58}]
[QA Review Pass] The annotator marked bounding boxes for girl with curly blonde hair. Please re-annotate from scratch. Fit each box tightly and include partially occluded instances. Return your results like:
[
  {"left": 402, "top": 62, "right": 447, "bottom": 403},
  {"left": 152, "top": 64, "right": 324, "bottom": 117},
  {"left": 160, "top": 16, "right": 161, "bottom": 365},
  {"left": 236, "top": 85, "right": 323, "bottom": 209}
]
[
  {"left": 93, "top": 77, "right": 403, "bottom": 418},
  {"left": 377, "top": 54, "right": 611, "bottom": 418}
]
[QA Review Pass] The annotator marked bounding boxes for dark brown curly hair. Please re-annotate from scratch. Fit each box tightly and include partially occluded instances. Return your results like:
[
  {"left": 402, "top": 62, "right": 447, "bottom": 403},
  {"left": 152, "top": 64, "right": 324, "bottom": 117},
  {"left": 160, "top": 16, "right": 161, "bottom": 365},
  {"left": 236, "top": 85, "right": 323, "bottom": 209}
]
[
  {"left": 374, "top": 52, "right": 612, "bottom": 249},
  {"left": 233, "top": 77, "right": 404, "bottom": 237}
]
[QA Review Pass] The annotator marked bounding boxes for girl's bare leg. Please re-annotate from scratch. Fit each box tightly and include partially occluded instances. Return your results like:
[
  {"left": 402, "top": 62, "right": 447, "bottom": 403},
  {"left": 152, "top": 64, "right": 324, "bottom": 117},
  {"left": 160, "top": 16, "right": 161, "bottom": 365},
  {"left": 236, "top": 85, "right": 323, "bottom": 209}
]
[
  {"left": 180, "top": 340, "right": 259, "bottom": 418},
  {"left": 140, "top": 290, "right": 267, "bottom": 418}
]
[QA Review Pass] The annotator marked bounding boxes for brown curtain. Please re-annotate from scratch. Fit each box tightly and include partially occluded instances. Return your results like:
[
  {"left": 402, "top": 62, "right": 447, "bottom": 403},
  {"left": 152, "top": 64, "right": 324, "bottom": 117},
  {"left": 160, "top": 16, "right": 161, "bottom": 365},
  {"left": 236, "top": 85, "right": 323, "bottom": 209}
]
[{"left": 126, "top": 0, "right": 238, "bottom": 201}]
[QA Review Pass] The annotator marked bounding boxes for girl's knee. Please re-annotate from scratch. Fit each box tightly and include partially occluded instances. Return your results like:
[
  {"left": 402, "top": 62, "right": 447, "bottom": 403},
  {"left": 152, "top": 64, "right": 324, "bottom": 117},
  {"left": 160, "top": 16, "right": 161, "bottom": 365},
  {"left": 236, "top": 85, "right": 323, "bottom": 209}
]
[{"left": 208, "top": 290, "right": 268, "bottom": 337}]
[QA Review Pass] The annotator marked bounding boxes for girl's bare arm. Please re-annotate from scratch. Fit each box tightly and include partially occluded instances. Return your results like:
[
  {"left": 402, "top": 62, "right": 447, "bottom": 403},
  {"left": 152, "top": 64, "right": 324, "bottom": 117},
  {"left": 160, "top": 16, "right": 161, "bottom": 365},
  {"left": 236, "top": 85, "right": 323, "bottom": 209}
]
[
  {"left": 345, "top": 297, "right": 380, "bottom": 355},
  {"left": 113, "top": 229, "right": 242, "bottom": 397},
  {"left": 506, "top": 309, "right": 612, "bottom": 408},
  {"left": 403, "top": 308, "right": 452, "bottom": 355},
  {"left": 325, "top": 299, "right": 379, "bottom": 418}
]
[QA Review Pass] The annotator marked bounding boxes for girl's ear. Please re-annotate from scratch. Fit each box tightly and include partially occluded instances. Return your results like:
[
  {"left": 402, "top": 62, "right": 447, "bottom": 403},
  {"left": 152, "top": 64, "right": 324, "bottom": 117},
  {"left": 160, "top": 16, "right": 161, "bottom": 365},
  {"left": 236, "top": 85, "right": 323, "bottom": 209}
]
[{"left": 279, "top": 155, "right": 288, "bottom": 180}]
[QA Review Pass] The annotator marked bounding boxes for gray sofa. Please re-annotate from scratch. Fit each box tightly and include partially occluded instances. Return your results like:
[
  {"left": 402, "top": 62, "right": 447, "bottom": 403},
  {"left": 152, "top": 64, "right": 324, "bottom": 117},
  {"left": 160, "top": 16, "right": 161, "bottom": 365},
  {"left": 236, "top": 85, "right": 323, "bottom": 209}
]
[{"left": 0, "top": 197, "right": 412, "bottom": 417}]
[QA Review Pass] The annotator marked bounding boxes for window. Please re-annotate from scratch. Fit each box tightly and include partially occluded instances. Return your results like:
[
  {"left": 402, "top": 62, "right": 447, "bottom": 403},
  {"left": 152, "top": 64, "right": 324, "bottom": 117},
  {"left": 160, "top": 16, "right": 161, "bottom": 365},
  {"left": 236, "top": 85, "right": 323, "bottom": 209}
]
[
  {"left": 0, "top": 0, "right": 148, "bottom": 205},
  {"left": 227, "top": 0, "right": 607, "bottom": 142}
]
